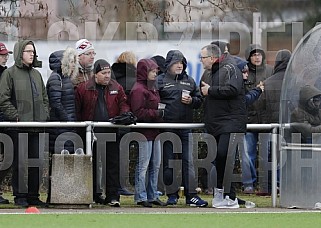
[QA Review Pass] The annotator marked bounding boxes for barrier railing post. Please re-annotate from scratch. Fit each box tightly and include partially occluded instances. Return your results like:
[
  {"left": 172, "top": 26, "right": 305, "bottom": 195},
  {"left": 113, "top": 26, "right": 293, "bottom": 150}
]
[
  {"left": 86, "top": 122, "right": 92, "bottom": 156},
  {"left": 271, "top": 126, "right": 278, "bottom": 207}
]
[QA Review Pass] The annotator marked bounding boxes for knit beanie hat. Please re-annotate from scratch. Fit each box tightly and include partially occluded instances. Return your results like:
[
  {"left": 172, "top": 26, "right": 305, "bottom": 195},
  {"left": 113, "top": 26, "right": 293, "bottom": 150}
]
[
  {"left": 75, "top": 39, "right": 94, "bottom": 55},
  {"left": 94, "top": 59, "right": 110, "bottom": 74}
]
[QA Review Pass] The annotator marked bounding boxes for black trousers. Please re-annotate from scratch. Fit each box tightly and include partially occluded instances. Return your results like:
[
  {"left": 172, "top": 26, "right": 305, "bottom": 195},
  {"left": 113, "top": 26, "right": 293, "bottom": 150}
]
[
  {"left": 0, "top": 138, "right": 11, "bottom": 193},
  {"left": 8, "top": 131, "right": 43, "bottom": 199},
  {"left": 93, "top": 128, "right": 120, "bottom": 202}
]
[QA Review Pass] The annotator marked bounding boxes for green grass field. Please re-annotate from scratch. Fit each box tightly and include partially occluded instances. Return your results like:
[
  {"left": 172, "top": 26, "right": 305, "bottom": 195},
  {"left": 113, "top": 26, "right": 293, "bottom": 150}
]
[
  {"left": 1, "top": 213, "right": 321, "bottom": 228},
  {"left": 1, "top": 192, "right": 320, "bottom": 227}
]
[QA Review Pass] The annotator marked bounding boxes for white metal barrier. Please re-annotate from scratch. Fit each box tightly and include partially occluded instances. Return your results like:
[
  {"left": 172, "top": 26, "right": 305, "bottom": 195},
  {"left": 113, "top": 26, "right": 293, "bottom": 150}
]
[{"left": 0, "top": 122, "right": 279, "bottom": 207}]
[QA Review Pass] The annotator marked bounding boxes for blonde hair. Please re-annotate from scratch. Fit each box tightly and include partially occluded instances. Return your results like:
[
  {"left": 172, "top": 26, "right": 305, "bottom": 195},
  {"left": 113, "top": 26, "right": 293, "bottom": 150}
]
[
  {"left": 61, "top": 47, "right": 79, "bottom": 79},
  {"left": 116, "top": 51, "right": 137, "bottom": 66}
]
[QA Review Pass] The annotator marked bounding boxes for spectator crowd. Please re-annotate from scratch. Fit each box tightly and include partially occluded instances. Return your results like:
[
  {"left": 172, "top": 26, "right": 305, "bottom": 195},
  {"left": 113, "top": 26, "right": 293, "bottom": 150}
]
[{"left": 1, "top": 38, "right": 308, "bottom": 209}]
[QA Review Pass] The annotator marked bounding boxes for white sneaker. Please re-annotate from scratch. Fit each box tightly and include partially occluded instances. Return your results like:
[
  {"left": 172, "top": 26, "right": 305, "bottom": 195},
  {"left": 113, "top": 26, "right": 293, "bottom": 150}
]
[
  {"left": 108, "top": 199, "right": 120, "bottom": 207},
  {"left": 212, "top": 196, "right": 240, "bottom": 209}
]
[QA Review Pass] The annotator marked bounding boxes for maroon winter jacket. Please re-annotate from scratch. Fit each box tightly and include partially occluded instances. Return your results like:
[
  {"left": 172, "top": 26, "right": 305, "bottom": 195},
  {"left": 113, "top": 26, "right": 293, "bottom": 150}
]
[
  {"left": 129, "top": 59, "right": 162, "bottom": 140},
  {"left": 75, "top": 78, "right": 130, "bottom": 121}
]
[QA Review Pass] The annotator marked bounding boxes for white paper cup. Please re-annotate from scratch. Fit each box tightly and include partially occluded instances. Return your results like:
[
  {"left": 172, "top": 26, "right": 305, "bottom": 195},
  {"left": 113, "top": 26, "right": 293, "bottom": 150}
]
[
  {"left": 182, "top": 89, "right": 190, "bottom": 97},
  {"left": 158, "top": 103, "right": 166, "bottom": 110}
]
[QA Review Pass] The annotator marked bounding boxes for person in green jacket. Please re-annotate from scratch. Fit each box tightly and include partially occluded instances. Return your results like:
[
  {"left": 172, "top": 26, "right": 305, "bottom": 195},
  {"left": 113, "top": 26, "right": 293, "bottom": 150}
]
[{"left": 0, "top": 40, "right": 49, "bottom": 207}]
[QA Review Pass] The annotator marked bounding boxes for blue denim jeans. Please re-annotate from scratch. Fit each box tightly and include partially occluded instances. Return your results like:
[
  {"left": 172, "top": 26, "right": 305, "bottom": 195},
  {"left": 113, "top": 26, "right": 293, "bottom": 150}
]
[
  {"left": 134, "top": 140, "right": 161, "bottom": 202},
  {"left": 242, "top": 132, "right": 258, "bottom": 187}
]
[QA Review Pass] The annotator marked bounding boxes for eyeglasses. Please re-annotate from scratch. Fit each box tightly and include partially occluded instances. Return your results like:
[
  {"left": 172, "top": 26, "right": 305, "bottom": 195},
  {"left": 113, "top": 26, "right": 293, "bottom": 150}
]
[
  {"left": 313, "top": 97, "right": 321, "bottom": 103},
  {"left": 83, "top": 52, "right": 96, "bottom": 56},
  {"left": 200, "top": 56, "right": 211, "bottom": 60},
  {"left": 23, "top": 50, "right": 35, "bottom": 54}
]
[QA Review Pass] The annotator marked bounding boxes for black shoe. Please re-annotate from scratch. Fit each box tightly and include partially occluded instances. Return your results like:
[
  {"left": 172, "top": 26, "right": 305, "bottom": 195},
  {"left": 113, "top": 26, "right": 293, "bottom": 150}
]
[
  {"left": 28, "top": 198, "right": 48, "bottom": 208},
  {"left": 137, "top": 201, "right": 152, "bottom": 208},
  {"left": 94, "top": 195, "right": 106, "bottom": 204},
  {"left": 118, "top": 188, "right": 134, "bottom": 196},
  {"left": 150, "top": 198, "right": 167, "bottom": 206},
  {"left": 0, "top": 196, "right": 9, "bottom": 204},
  {"left": 14, "top": 198, "right": 29, "bottom": 207}
]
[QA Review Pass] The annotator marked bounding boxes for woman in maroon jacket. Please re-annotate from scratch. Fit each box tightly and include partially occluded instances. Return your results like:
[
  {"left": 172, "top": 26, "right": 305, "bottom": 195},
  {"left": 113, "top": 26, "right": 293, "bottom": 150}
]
[
  {"left": 129, "top": 59, "right": 166, "bottom": 207},
  {"left": 75, "top": 59, "right": 130, "bottom": 207}
]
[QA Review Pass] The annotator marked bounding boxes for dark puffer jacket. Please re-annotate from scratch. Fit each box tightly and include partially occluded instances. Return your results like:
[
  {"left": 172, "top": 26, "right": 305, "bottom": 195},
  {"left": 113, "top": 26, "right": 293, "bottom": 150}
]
[
  {"left": 47, "top": 50, "right": 77, "bottom": 121},
  {"left": 157, "top": 50, "right": 202, "bottom": 123},
  {"left": 46, "top": 48, "right": 78, "bottom": 153},
  {"left": 259, "top": 49, "right": 291, "bottom": 123},
  {"left": 244, "top": 44, "right": 273, "bottom": 124}
]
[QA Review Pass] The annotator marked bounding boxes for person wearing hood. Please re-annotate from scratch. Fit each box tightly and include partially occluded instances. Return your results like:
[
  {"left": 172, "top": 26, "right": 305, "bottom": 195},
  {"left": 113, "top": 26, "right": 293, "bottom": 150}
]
[
  {"left": 72, "top": 38, "right": 95, "bottom": 87},
  {"left": 0, "top": 42, "right": 13, "bottom": 205},
  {"left": 46, "top": 48, "right": 78, "bottom": 153},
  {"left": 157, "top": 50, "right": 207, "bottom": 207},
  {"left": 291, "top": 85, "right": 321, "bottom": 143},
  {"left": 0, "top": 40, "right": 49, "bottom": 207},
  {"left": 200, "top": 44, "right": 247, "bottom": 208},
  {"left": 75, "top": 59, "right": 130, "bottom": 207},
  {"left": 259, "top": 49, "right": 291, "bottom": 124},
  {"left": 242, "top": 44, "right": 273, "bottom": 194},
  {"left": 46, "top": 47, "right": 78, "bottom": 203},
  {"left": 234, "top": 56, "right": 264, "bottom": 106},
  {"left": 129, "top": 58, "right": 166, "bottom": 207},
  {"left": 251, "top": 49, "right": 292, "bottom": 196},
  {"left": 234, "top": 56, "right": 265, "bottom": 195}
]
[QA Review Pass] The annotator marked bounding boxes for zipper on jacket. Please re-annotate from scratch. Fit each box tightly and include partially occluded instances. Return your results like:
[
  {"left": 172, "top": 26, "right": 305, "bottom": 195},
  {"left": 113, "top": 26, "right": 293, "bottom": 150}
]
[{"left": 28, "top": 70, "right": 35, "bottom": 121}]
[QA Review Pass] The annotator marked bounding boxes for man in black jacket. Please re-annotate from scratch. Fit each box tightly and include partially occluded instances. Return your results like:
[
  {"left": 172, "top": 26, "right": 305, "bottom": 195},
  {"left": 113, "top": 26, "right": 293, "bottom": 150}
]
[
  {"left": 0, "top": 42, "right": 12, "bottom": 204},
  {"left": 201, "top": 44, "right": 247, "bottom": 208},
  {"left": 157, "top": 50, "right": 208, "bottom": 207}
]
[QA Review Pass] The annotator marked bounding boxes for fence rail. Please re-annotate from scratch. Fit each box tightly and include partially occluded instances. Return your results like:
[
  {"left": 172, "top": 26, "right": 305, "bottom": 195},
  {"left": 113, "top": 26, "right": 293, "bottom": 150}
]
[{"left": 0, "top": 122, "right": 280, "bottom": 207}]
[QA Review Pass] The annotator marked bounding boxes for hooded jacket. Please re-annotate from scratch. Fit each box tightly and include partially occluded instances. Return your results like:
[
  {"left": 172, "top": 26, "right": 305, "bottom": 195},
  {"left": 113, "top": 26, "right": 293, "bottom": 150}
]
[
  {"left": 244, "top": 44, "right": 273, "bottom": 124},
  {"left": 129, "top": 59, "right": 162, "bottom": 140},
  {"left": 47, "top": 49, "right": 77, "bottom": 122},
  {"left": 0, "top": 40, "right": 49, "bottom": 122},
  {"left": 157, "top": 50, "right": 202, "bottom": 123},
  {"left": 291, "top": 85, "right": 321, "bottom": 143},
  {"left": 46, "top": 48, "right": 78, "bottom": 153},
  {"left": 203, "top": 55, "right": 247, "bottom": 135},
  {"left": 259, "top": 49, "right": 291, "bottom": 123}
]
